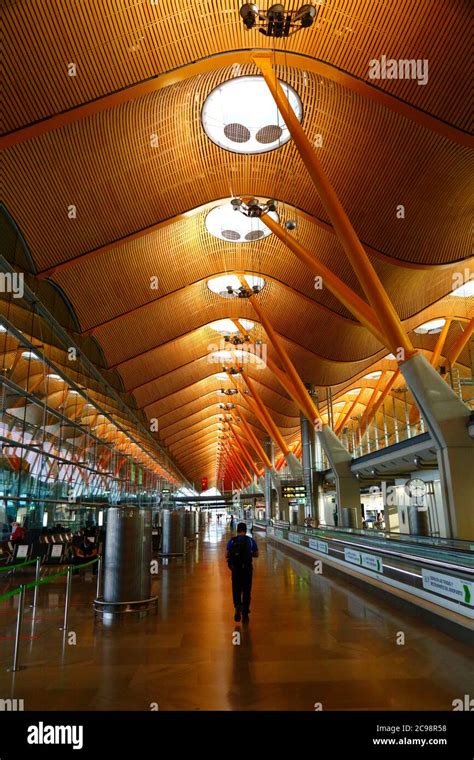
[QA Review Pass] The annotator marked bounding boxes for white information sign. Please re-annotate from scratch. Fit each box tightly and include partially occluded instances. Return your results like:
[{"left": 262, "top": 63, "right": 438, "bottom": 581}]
[
  {"left": 344, "top": 548, "right": 383, "bottom": 574},
  {"left": 309, "top": 538, "right": 329, "bottom": 554},
  {"left": 422, "top": 569, "right": 473, "bottom": 607}
]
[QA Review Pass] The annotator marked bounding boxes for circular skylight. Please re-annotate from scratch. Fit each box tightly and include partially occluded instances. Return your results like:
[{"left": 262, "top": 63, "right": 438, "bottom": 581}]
[
  {"left": 414, "top": 319, "right": 446, "bottom": 335},
  {"left": 205, "top": 203, "right": 279, "bottom": 243},
  {"left": 209, "top": 319, "right": 255, "bottom": 334},
  {"left": 207, "top": 274, "right": 265, "bottom": 298},
  {"left": 451, "top": 281, "right": 474, "bottom": 297},
  {"left": 201, "top": 76, "right": 303, "bottom": 154}
]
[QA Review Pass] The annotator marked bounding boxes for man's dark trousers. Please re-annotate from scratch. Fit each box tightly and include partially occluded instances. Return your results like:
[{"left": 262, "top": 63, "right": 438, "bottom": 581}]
[{"left": 232, "top": 567, "right": 253, "bottom": 614}]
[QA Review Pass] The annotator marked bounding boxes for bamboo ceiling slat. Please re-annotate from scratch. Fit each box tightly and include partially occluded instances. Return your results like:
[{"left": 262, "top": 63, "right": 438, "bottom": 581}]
[
  {"left": 3, "top": 1, "right": 471, "bottom": 132},
  {"left": 4, "top": 67, "right": 472, "bottom": 276}
]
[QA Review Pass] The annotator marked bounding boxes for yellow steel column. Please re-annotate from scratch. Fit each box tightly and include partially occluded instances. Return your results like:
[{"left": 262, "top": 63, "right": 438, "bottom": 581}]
[
  {"left": 247, "top": 292, "right": 323, "bottom": 425},
  {"left": 229, "top": 317, "right": 317, "bottom": 423},
  {"left": 230, "top": 409, "right": 273, "bottom": 470},
  {"left": 252, "top": 52, "right": 415, "bottom": 359},
  {"left": 228, "top": 423, "right": 261, "bottom": 478},
  {"left": 334, "top": 388, "right": 365, "bottom": 434},
  {"left": 446, "top": 318, "right": 474, "bottom": 367},
  {"left": 241, "top": 371, "right": 291, "bottom": 455},
  {"left": 260, "top": 212, "right": 387, "bottom": 346}
]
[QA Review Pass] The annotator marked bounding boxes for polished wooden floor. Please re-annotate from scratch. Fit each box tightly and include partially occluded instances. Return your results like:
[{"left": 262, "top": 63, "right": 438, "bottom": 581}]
[{"left": 1, "top": 521, "right": 473, "bottom": 711}]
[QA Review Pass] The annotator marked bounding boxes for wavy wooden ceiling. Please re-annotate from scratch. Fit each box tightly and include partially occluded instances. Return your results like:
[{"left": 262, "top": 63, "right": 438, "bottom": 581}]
[{"left": 2, "top": 1, "right": 473, "bottom": 485}]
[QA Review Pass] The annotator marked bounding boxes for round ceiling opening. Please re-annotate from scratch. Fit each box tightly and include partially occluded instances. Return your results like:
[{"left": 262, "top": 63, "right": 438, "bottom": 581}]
[
  {"left": 205, "top": 203, "right": 278, "bottom": 243},
  {"left": 201, "top": 75, "right": 303, "bottom": 154},
  {"left": 207, "top": 274, "right": 265, "bottom": 299}
]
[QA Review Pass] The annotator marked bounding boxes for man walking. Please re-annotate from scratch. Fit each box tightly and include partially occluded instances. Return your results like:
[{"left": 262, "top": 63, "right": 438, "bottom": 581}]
[{"left": 226, "top": 522, "right": 258, "bottom": 622}]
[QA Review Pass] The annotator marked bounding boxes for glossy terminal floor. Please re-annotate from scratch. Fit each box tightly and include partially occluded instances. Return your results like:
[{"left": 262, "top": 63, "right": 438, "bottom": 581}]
[{"left": 1, "top": 521, "right": 473, "bottom": 711}]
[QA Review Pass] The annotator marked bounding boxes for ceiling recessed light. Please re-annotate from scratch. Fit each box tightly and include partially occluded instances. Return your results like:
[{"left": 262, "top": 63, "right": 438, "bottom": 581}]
[
  {"left": 364, "top": 371, "right": 382, "bottom": 379},
  {"left": 201, "top": 75, "right": 303, "bottom": 154},
  {"left": 21, "top": 351, "right": 41, "bottom": 361},
  {"left": 414, "top": 319, "right": 446, "bottom": 335},
  {"left": 346, "top": 387, "right": 361, "bottom": 395},
  {"left": 47, "top": 373, "right": 63, "bottom": 381},
  {"left": 205, "top": 202, "right": 278, "bottom": 243}
]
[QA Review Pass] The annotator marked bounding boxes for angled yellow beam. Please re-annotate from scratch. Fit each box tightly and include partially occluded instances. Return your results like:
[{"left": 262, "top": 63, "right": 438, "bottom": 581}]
[
  {"left": 242, "top": 393, "right": 280, "bottom": 450},
  {"left": 228, "top": 423, "right": 261, "bottom": 478},
  {"left": 361, "top": 369, "right": 401, "bottom": 438},
  {"left": 266, "top": 355, "right": 317, "bottom": 424},
  {"left": 245, "top": 291, "right": 323, "bottom": 426},
  {"left": 357, "top": 372, "right": 387, "bottom": 436},
  {"left": 226, "top": 446, "right": 251, "bottom": 485},
  {"left": 334, "top": 401, "right": 351, "bottom": 431},
  {"left": 335, "top": 388, "right": 366, "bottom": 434},
  {"left": 230, "top": 315, "right": 316, "bottom": 421},
  {"left": 430, "top": 318, "right": 453, "bottom": 369},
  {"left": 253, "top": 52, "right": 415, "bottom": 359},
  {"left": 225, "top": 441, "right": 251, "bottom": 482},
  {"left": 410, "top": 320, "right": 454, "bottom": 424},
  {"left": 446, "top": 318, "right": 474, "bottom": 367},
  {"left": 230, "top": 408, "right": 272, "bottom": 470},
  {"left": 260, "top": 212, "right": 387, "bottom": 346},
  {"left": 241, "top": 371, "right": 290, "bottom": 455}
]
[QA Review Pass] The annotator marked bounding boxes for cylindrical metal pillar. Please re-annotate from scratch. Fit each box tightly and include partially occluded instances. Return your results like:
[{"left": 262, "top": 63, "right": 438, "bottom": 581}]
[
  {"left": 184, "top": 511, "right": 197, "bottom": 541},
  {"left": 95, "top": 506, "right": 155, "bottom": 616},
  {"left": 300, "top": 412, "right": 314, "bottom": 518},
  {"left": 161, "top": 509, "right": 185, "bottom": 555},
  {"left": 264, "top": 437, "right": 274, "bottom": 520}
]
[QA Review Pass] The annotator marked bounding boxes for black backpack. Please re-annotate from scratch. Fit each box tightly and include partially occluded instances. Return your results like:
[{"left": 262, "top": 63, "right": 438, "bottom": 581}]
[{"left": 227, "top": 536, "right": 252, "bottom": 570}]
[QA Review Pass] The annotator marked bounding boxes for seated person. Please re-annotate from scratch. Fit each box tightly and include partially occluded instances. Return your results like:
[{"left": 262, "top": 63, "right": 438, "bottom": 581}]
[
  {"left": 72, "top": 536, "right": 98, "bottom": 574},
  {"left": 10, "top": 522, "right": 26, "bottom": 544}
]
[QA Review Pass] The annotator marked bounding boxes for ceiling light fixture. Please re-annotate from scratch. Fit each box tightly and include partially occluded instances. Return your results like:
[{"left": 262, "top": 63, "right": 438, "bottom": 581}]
[
  {"left": 205, "top": 201, "right": 278, "bottom": 242},
  {"left": 207, "top": 274, "right": 265, "bottom": 299},
  {"left": 201, "top": 76, "right": 303, "bottom": 154},
  {"left": 239, "top": 4, "right": 318, "bottom": 37}
]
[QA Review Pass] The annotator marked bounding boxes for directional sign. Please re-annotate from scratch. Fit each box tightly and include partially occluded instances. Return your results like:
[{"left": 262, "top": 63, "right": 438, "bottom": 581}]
[
  {"left": 344, "top": 548, "right": 383, "bottom": 574},
  {"left": 344, "top": 548, "right": 362, "bottom": 566},
  {"left": 361, "top": 552, "right": 383, "bottom": 573},
  {"left": 309, "top": 538, "right": 328, "bottom": 554},
  {"left": 289, "top": 532, "right": 300, "bottom": 544},
  {"left": 275, "top": 529, "right": 284, "bottom": 539},
  {"left": 422, "top": 569, "right": 473, "bottom": 607}
]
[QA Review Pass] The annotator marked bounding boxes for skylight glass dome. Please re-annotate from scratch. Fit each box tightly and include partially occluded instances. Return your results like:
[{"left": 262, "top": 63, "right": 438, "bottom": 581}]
[
  {"left": 207, "top": 274, "right": 265, "bottom": 298},
  {"left": 209, "top": 319, "right": 254, "bottom": 334},
  {"left": 414, "top": 319, "right": 446, "bottom": 335},
  {"left": 205, "top": 202, "right": 279, "bottom": 242},
  {"left": 201, "top": 76, "right": 303, "bottom": 154}
]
